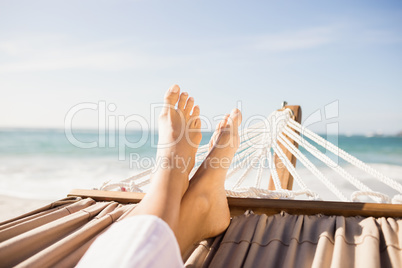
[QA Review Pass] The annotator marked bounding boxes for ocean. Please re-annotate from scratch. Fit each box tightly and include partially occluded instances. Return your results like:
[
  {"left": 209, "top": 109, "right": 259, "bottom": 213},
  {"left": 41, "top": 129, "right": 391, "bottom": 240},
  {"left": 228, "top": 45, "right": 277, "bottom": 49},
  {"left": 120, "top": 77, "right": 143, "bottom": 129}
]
[{"left": 0, "top": 129, "right": 402, "bottom": 202}]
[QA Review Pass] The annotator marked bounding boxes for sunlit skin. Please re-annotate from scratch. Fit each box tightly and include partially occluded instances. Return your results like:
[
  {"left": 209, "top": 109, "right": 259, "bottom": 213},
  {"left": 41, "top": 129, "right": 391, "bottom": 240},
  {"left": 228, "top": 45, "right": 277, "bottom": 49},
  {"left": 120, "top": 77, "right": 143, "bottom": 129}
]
[
  {"left": 176, "top": 107, "right": 241, "bottom": 255},
  {"left": 128, "top": 84, "right": 202, "bottom": 232},
  {"left": 128, "top": 84, "right": 242, "bottom": 256}
]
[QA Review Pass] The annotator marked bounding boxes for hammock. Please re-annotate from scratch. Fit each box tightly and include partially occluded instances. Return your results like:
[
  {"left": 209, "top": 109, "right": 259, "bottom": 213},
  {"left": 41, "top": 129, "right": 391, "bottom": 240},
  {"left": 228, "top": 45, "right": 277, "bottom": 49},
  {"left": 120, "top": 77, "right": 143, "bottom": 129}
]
[
  {"left": 1, "top": 104, "right": 402, "bottom": 267},
  {"left": 98, "top": 105, "right": 402, "bottom": 204}
]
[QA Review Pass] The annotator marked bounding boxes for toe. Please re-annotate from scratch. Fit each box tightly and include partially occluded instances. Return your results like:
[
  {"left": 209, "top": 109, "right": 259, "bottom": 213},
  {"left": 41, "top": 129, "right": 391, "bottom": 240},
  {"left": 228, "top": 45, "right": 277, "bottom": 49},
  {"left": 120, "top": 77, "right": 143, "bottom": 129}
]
[
  {"left": 184, "top": 97, "right": 194, "bottom": 118},
  {"left": 228, "top": 108, "right": 242, "bottom": 128},
  {"left": 217, "top": 114, "right": 230, "bottom": 130},
  {"left": 190, "top": 106, "right": 200, "bottom": 129},
  {"left": 191, "top": 105, "right": 200, "bottom": 117},
  {"left": 194, "top": 118, "right": 201, "bottom": 128},
  {"left": 191, "top": 118, "right": 202, "bottom": 141},
  {"left": 162, "top": 84, "right": 180, "bottom": 114},
  {"left": 177, "top": 92, "right": 188, "bottom": 111},
  {"left": 210, "top": 114, "right": 229, "bottom": 149}
]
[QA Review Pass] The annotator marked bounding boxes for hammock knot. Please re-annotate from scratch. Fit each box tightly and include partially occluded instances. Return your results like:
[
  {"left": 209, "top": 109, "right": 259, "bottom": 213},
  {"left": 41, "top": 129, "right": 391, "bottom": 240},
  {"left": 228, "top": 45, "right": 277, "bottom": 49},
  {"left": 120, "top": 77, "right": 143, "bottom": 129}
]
[
  {"left": 392, "top": 194, "right": 402, "bottom": 204},
  {"left": 352, "top": 191, "right": 391, "bottom": 203}
]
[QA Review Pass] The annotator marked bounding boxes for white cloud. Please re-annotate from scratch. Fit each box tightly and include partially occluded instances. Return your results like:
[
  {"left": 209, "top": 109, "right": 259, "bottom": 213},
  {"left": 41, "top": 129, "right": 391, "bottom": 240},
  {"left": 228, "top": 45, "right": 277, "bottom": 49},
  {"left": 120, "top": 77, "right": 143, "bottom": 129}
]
[
  {"left": 1, "top": 24, "right": 401, "bottom": 73},
  {"left": 0, "top": 52, "right": 136, "bottom": 72},
  {"left": 0, "top": 34, "right": 186, "bottom": 73},
  {"left": 354, "top": 29, "right": 402, "bottom": 45},
  {"left": 253, "top": 27, "right": 336, "bottom": 52},
  {"left": 251, "top": 24, "right": 402, "bottom": 52}
]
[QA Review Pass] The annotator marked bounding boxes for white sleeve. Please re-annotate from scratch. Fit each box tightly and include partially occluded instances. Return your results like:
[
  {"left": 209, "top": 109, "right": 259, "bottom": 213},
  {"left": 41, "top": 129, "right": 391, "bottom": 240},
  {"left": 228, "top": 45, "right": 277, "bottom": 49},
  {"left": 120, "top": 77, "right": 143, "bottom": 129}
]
[{"left": 77, "top": 215, "right": 184, "bottom": 268}]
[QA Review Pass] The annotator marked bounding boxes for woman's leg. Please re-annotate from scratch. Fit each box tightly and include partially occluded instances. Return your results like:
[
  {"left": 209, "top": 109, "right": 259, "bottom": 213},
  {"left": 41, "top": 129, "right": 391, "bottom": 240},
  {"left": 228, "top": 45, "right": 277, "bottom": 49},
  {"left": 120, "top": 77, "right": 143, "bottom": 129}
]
[
  {"left": 79, "top": 85, "right": 201, "bottom": 268},
  {"left": 175, "top": 109, "right": 242, "bottom": 255},
  {"left": 127, "top": 84, "right": 202, "bottom": 232}
]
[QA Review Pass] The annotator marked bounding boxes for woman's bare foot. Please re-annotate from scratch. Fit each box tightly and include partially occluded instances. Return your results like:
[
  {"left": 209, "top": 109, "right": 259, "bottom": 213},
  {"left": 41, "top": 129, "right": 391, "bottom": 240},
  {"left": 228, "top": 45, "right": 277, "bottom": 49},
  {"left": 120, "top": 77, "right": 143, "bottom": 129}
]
[
  {"left": 208, "top": 113, "right": 230, "bottom": 150},
  {"left": 176, "top": 108, "right": 242, "bottom": 255},
  {"left": 128, "top": 84, "right": 202, "bottom": 231},
  {"left": 152, "top": 84, "right": 202, "bottom": 195}
]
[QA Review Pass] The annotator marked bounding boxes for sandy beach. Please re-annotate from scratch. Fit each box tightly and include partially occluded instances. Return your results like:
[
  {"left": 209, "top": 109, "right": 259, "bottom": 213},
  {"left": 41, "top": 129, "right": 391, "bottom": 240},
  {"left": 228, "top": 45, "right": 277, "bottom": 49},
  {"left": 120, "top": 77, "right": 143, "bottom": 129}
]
[{"left": 0, "top": 195, "right": 52, "bottom": 223}]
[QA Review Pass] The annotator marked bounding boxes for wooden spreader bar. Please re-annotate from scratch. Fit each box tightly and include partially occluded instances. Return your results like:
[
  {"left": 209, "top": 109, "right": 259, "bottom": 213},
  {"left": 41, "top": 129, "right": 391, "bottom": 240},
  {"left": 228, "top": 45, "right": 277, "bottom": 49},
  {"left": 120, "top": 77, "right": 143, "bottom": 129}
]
[{"left": 68, "top": 189, "right": 402, "bottom": 218}]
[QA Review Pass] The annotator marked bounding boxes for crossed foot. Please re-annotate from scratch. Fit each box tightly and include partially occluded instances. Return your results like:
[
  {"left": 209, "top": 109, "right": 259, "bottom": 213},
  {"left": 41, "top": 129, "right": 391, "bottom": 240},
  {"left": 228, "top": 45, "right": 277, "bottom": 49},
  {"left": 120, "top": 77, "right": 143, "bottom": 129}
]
[
  {"left": 177, "top": 107, "right": 242, "bottom": 255},
  {"left": 130, "top": 84, "right": 242, "bottom": 256},
  {"left": 155, "top": 84, "right": 203, "bottom": 196}
]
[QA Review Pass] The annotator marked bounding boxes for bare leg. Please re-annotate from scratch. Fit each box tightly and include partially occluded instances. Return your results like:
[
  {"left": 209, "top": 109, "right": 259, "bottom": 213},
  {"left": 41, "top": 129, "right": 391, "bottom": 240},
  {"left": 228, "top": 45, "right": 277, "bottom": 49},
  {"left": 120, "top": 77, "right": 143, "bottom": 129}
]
[
  {"left": 176, "top": 108, "right": 242, "bottom": 255},
  {"left": 128, "top": 85, "right": 202, "bottom": 232}
]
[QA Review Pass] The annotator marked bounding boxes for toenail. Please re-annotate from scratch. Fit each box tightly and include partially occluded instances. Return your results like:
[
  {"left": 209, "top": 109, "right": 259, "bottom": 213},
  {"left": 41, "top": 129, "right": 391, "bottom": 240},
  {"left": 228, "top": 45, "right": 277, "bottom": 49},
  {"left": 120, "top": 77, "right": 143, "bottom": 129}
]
[
  {"left": 169, "top": 86, "right": 179, "bottom": 93},
  {"left": 182, "top": 92, "right": 188, "bottom": 95}
]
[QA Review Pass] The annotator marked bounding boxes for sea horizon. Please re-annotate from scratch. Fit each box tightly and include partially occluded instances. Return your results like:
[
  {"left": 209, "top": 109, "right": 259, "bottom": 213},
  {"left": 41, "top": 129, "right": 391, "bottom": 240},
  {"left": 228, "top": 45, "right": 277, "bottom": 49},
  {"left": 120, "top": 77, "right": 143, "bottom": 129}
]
[
  {"left": 1, "top": 126, "right": 401, "bottom": 137},
  {"left": 0, "top": 128, "right": 401, "bottom": 202}
]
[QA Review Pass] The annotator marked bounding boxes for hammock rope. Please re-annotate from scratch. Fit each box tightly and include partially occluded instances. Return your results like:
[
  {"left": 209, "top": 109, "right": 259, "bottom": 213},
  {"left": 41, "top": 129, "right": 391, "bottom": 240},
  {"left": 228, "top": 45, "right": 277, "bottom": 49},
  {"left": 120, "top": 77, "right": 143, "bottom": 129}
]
[{"left": 97, "top": 109, "right": 402, "bottom": 204}]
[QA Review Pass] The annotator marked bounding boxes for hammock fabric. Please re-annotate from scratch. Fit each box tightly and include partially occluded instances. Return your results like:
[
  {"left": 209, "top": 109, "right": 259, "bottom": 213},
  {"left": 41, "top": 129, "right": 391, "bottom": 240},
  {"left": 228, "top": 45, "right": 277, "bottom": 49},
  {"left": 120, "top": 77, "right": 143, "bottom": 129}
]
[{"left": 0, "top": 197, "right": 401, "bottom": 267}]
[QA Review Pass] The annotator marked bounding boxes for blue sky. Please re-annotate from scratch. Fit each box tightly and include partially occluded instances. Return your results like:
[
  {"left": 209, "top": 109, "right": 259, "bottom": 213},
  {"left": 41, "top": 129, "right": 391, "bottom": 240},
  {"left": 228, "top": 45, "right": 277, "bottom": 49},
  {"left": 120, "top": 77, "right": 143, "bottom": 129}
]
[{"left": 0, "top": 0, "right": 401, "bottom": 134}]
